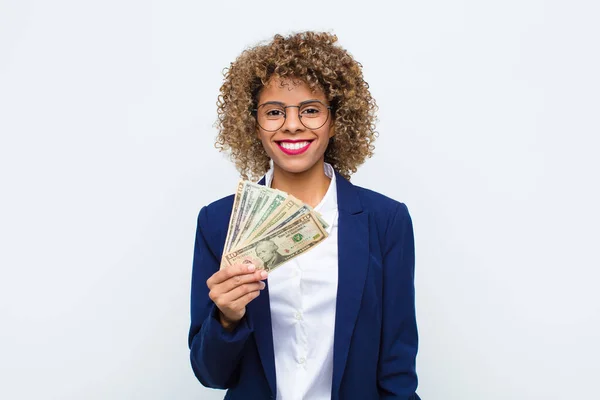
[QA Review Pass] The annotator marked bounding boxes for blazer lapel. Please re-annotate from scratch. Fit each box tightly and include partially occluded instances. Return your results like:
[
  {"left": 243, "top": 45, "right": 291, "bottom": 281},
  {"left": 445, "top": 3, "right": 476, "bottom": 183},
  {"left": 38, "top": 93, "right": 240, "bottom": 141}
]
[
  {"left": 245, "top": 175, "right": 277, "bottom": 397},
  {"left": 246, "top": 279, "right": 276, "bottom": 397},
  {"left": 332, "top": 171, "right": 370, "bottom": 399}
]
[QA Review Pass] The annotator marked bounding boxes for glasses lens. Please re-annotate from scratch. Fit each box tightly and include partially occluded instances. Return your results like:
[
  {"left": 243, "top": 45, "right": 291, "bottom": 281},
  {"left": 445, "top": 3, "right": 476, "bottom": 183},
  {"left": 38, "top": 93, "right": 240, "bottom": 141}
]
[
  {"left": 255, "top": 101, "right": 330, "bottom": 131},
  {"left": 256, "top": 104, "right": 285, "bottom": 131},
  {"left": 299, "top": 101, "right": 329, "bottom": 129}
]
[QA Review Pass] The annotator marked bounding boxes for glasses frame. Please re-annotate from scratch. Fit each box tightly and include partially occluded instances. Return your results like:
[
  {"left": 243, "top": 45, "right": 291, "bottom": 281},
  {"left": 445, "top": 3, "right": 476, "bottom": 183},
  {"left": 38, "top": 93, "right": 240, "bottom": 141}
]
[{"left": 251, "top": 99, "right": 333, "bottom": 132}]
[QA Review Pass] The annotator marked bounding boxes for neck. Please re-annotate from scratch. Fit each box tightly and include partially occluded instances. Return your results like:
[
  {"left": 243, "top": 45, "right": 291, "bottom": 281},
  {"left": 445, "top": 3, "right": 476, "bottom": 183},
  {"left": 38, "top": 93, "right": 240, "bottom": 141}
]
[{"left": 271, "top": 159, "right": 331, "bottom": 208}]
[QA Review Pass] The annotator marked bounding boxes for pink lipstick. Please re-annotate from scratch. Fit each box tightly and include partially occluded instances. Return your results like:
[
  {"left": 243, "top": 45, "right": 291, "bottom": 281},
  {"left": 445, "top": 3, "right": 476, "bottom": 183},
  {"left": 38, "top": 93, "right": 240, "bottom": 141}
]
[{"left": 276, "top": 140, "right": 313, "bottom": 155}]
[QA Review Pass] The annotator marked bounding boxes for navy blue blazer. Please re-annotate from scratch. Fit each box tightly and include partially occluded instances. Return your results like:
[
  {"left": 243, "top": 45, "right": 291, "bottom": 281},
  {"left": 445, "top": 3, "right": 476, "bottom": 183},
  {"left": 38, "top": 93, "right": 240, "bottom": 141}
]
[{"left": 189, "top": 170, "right": 421, "bottom": 399}]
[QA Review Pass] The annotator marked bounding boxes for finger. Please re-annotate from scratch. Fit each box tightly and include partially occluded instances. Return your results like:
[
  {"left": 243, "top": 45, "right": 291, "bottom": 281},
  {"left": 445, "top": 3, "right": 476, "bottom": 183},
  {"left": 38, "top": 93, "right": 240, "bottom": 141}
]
[
  {"left": 216, "top": 289, "right": 261, "bottom": 322},
  {"left": 209, "top": 269, "right": 267, "bottom": 302},
  {"left": 220, "top": 281, "right": 265, "bottom": 305},
  {"left": 230, "top": 289, "right": 261, "bottom": 310},
  {"left": 207, "top": 263, "right": 258, "bottom": 287},
  {"left": 222, "top": 269, "right": 268, "bottom": 292},
  {"left": 232, "top": 290, "right": 261, "bottom": 310}
]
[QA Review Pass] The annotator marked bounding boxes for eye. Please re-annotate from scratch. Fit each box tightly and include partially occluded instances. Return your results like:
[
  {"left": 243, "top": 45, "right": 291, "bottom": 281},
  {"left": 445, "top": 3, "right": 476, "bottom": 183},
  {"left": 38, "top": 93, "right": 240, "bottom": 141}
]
[
  {"left": 264, "top": 108, "right": 285, "bottom": 117},
  {"left": 300, "top": 103, "right": 325, "bottom": 117},
  {"left": 302, "top": 107, "right": 320, "bottom": 114}
]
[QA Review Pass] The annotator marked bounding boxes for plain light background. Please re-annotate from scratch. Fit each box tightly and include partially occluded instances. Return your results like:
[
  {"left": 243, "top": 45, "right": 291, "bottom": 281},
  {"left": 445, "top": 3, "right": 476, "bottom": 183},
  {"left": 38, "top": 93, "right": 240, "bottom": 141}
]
[{"left": 1, "top": 0, "right": 599, "bottom": 399}]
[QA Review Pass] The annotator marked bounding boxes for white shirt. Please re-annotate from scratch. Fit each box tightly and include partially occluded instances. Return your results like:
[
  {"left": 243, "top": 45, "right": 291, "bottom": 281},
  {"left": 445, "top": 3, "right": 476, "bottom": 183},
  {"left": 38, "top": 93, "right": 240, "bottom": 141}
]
[{"left": 264, "top": 162, "right": 339, "bottom": 400}]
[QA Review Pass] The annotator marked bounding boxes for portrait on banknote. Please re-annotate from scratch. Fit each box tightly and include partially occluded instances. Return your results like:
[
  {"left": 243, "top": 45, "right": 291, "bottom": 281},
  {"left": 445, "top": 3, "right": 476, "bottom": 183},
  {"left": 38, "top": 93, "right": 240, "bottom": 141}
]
[{"left": 255, "top": 240, "right": 284, "bottom": 271}]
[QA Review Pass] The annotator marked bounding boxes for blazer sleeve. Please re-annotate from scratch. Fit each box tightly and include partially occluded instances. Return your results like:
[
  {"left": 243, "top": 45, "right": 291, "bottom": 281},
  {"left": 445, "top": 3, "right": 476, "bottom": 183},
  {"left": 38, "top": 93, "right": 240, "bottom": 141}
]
[
  {"left": 188, "top": 206, "right": 253, "bottom": 389},
  {"left": 377, "top": 203, "right": 421, "bottom": 399}
]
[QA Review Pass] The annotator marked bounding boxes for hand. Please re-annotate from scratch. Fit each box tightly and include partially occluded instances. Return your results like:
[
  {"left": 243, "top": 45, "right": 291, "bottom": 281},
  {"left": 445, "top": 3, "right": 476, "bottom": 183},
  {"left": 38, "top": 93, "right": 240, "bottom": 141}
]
[{"left": 206, "top": 263, "right": 268, "bottom": 331}]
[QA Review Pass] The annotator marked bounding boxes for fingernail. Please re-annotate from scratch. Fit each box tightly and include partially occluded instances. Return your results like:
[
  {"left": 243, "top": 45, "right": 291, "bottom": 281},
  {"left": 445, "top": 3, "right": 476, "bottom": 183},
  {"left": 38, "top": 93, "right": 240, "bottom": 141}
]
[
  {"left": 260, "top": 271, "right": 268, "bottom": 279},
  {"left": 247, "top": 264, "right": 256, "bottom": 272},
  {"left": 260, "top": 281, "right": 266, "bottom": 289}
]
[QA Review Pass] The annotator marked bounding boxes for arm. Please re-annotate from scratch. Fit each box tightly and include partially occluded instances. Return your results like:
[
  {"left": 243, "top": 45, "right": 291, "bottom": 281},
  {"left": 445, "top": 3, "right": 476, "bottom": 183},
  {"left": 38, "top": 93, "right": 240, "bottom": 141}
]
[
  {"left": 377, "top": 203, "right": 421, "bottom": 399},
  {"left": 188, "top": 206, "right": 253, "bottom": 389}
]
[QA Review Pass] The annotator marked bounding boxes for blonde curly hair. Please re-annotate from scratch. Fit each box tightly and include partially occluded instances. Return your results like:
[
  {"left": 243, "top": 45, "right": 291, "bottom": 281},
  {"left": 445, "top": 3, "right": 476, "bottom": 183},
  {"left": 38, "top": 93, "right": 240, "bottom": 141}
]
[{"left": 215, "top": 31, "right": 378, "bottom": 181}]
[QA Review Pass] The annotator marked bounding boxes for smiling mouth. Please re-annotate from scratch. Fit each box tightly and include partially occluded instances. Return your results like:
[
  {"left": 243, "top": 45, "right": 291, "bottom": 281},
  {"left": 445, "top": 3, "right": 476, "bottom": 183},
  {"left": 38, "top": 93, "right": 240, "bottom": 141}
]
[{"left": 275, "top": 140, "right": 314, "bottom": 155}]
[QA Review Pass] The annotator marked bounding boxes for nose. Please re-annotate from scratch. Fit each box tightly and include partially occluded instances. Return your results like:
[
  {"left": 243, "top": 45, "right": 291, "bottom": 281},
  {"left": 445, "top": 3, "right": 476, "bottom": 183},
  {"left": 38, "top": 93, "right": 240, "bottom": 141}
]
[{"left": 281, "top": 106, "right": 304, "bottom": 133}]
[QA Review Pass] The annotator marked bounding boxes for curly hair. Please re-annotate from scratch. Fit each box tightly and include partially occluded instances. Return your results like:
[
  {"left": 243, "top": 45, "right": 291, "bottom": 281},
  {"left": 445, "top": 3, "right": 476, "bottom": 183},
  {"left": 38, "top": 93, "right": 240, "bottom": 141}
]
[{"left": 215, "top": 31, "right": 378, "bottom": 181}]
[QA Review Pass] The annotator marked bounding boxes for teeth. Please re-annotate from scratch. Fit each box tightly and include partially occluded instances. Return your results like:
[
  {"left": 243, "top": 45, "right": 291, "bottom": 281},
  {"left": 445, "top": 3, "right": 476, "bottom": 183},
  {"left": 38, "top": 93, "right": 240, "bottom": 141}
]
[{"left": 280, "top": 141, "right": 309, "bottom": 150}]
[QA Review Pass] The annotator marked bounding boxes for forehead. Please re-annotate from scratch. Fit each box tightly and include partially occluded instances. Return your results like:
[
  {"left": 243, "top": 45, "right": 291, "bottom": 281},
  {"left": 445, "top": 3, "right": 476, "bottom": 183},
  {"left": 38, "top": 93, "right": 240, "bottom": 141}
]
[
  {"left": 256, "top": 241, "right": 274, "bottom": 250},
  {"left": 258, "top": 76, "right": 326, "bottom": 104}
]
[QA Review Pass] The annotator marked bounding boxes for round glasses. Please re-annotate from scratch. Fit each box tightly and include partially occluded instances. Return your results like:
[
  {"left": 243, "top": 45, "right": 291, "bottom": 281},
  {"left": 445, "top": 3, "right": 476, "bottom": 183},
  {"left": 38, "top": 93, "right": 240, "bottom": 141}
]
[{"left": 252, "top": 100, "right": 332, "bottom": 132}]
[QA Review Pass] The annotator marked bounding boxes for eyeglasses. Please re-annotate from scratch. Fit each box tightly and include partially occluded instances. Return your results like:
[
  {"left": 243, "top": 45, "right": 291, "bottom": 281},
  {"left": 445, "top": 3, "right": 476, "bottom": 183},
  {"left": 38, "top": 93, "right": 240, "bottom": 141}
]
[{"left": 252, "top": 100, "right": 332, "bottom": 132}]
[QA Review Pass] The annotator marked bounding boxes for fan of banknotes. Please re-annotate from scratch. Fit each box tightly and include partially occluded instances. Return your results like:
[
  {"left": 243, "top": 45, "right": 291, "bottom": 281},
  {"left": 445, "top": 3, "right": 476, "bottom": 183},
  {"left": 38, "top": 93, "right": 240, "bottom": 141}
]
[{"left": 220, "top": 181, "right": 329, "bottom": 272}]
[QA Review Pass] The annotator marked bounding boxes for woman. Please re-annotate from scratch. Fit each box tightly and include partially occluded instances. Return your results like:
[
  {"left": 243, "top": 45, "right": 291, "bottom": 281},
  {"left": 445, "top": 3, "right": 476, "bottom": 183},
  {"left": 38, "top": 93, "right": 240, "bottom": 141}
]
[{"left": 188, "top": 31, "right": 421, "bottom": 400}]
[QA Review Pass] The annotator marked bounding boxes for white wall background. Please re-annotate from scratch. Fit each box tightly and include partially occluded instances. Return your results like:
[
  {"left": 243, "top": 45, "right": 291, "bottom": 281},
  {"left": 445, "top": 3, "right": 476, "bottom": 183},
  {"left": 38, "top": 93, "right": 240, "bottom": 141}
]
[{"left": 1, "top": 0, "right": 599, "bottom": 399}]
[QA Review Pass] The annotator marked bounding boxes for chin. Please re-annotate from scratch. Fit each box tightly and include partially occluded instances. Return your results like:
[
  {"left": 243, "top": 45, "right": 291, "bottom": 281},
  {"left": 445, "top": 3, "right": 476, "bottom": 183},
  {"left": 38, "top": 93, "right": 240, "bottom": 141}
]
[{"left": 272, "top": 158, "right": 321, "bottom": 174}]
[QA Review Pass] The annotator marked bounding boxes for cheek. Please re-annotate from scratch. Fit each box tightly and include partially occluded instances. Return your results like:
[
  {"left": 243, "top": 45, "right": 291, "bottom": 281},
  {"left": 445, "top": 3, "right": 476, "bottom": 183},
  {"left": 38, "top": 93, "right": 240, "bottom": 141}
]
[
  {"left": 255, "top": 134, "right": 272, "bottom": 154},
  {"left": 255, "top": 128, "right": 267, "bottom": 144},
  {"left": 257, "top": 131, "right": 273, "bottom": 147},
  {"left": 318, "top": 129, "right": 333, "bottom": 148}
]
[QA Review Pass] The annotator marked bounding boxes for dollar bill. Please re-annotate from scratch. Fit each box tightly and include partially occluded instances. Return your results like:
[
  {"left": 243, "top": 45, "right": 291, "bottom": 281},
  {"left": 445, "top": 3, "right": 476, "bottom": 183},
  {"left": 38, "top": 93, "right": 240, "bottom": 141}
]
[
  {"left": 315, "top": 213, "right": 329, "bottom": 230},
  {"left": 221, "top": 178, "right": 331, "bottom": 272},
  {"left": 234, "top": 190, "right": 288, "bottom": 248},
  {"left": 262, "top": 203, "right": 330, "bottom": 237},
  {"left": 263, "top": 204, "right": 311, "bottom": 235},
  {"left": 229, "top": 183, "right": 264, "bottom": 250},
  {"left": 222, "top": 181, "right": 245, "bottom": 254},
  {"left": 230, "top": 186, "right": 269, "bottom": 250},
  {"left": 226, "top": 181, "right": 265, "bottom": 253},
  {"left": 240, "top": 196, "right": 303, "bottom": 246},
  {"left": 221, "top": 212, "right": 328, "bottom": 272}
]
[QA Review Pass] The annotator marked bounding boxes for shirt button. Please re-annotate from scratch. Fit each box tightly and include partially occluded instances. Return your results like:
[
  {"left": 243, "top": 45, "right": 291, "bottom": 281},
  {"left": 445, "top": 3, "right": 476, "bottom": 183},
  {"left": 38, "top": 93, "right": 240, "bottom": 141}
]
[
  {"left": 299, "top": 357, "right": 306, "bottom": 364},
  {"left": 295, "top": 312, "right": 303, "bottom": 321}
]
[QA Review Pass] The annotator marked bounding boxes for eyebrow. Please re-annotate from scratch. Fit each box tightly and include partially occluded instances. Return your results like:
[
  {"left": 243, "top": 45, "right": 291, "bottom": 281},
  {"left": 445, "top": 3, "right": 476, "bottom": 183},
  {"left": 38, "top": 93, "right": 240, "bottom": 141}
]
[{"left": 258, "top": 99, "right": 324, "bottom": 107}]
